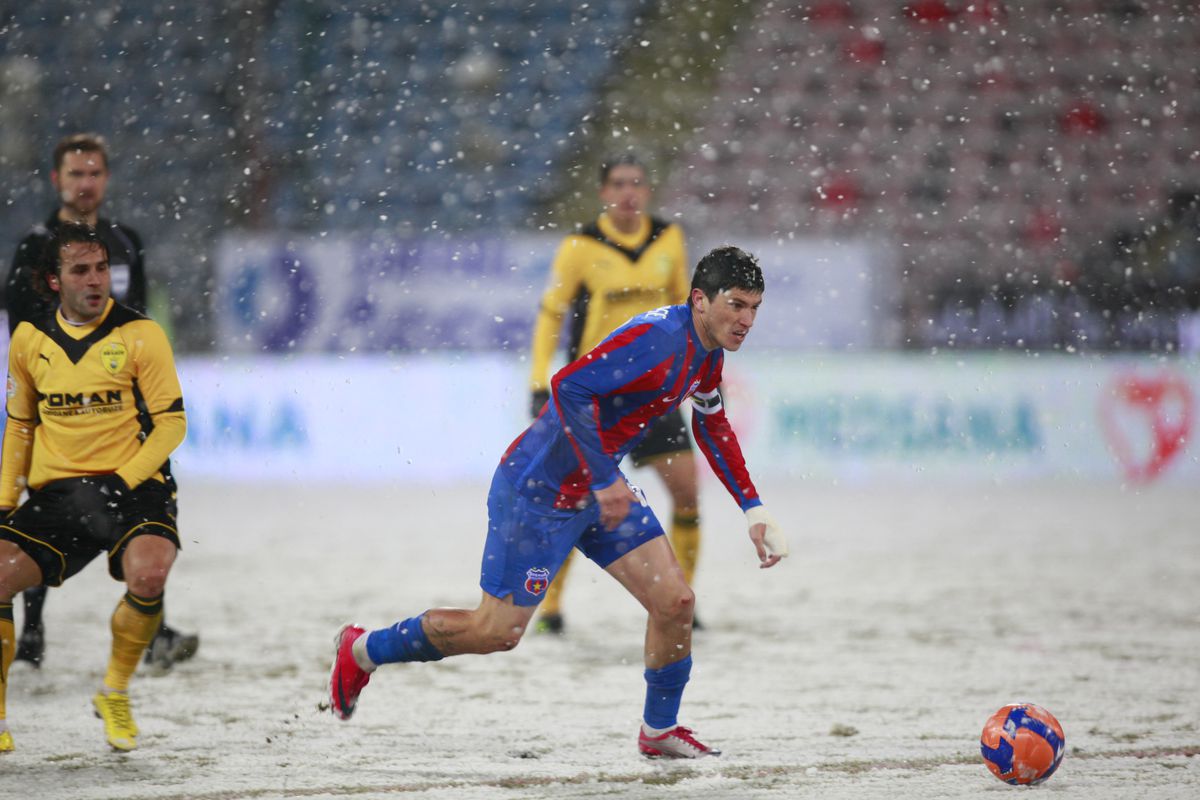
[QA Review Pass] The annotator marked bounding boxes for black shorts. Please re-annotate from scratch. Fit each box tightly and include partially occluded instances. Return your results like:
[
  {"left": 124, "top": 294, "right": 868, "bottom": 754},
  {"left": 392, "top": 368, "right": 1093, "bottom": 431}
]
[
  {"left": 630, "top": 408, "right": 693, "bottom": 468},
  {"left": 0, "top": 477, "right": 180, "bottom": 587}
]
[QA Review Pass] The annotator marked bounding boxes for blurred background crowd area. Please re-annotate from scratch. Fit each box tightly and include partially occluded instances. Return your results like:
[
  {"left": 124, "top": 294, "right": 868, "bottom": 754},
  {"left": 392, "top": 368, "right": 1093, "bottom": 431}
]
[{"left": 1, "top": 0, "right": 1198, "bottom": 354}]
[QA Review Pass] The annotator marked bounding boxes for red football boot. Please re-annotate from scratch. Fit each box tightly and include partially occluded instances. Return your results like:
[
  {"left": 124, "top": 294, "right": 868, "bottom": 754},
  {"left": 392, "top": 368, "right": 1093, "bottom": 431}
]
[
  {"left": 638, "top": 725, "right": 721, "bottom": 759},
  {"left": 329, "top": 624, "right": 371, "bottom": 720}
]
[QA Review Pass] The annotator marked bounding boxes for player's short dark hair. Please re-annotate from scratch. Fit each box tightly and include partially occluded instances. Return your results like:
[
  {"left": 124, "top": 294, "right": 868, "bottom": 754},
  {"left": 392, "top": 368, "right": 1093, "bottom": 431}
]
[
  {"left": 53, "top": 133, "right": 109, "bottom": 171},
  {"left": 691, "top": 246, "right": 765, "bottom": 300},
  {"left": 33, "top": 223, "right": 109, "bottom": 299},
  {"left": 599, "top": 152, "right": 647, "bottom": 185},
  {"left": 49, "top": 222, "right": 108, "bottom": 270}
]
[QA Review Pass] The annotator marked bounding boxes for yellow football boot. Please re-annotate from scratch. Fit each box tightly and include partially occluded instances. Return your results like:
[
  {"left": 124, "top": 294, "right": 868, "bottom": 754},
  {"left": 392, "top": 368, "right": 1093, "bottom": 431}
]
[
  {"left": 92, "top": 691, "right": 138, "bottom": 751},
  {"left": 0, "top": 728, "right": 13, "bottom": 753}
]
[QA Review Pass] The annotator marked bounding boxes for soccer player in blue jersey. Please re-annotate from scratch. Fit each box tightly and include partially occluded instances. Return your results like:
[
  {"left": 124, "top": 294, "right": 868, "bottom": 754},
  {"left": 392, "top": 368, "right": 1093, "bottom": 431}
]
[{"left": 329, "top": 245, "right": 787, "bottom": 758}]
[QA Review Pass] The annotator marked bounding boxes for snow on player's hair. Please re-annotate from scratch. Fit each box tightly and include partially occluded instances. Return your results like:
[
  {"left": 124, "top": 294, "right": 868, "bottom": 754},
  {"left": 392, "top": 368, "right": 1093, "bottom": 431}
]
[{"left": 691, "top": 245, "right": 764, "bottom": 300}]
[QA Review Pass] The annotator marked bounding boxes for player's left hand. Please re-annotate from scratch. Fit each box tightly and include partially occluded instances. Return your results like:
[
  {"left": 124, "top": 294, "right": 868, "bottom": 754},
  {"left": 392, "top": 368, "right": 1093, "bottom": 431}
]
[{"left": 745, "top": 506, "right": 787, "bottom": 569}]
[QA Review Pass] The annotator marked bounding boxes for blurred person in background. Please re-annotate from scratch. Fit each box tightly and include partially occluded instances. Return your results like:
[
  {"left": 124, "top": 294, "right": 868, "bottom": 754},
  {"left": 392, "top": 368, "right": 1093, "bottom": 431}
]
[
  {"left": 527, "top": 152, "right": 704, "bottom": 634},
  {"left": 1, "top": 133, "right": 197, "bottom": 673},
  {"left": 330, "top": 246, "right": 787, "bottom": 759},
  {"left": 0, "top": 223, "right": 188, "bottom": 752}
]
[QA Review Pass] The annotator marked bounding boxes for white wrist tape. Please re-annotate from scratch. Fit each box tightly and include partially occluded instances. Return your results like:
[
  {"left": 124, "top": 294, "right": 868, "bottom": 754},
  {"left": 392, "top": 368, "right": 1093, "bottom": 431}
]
[{"left": 745, "top": 506, "right": 788, "bottom": 558}]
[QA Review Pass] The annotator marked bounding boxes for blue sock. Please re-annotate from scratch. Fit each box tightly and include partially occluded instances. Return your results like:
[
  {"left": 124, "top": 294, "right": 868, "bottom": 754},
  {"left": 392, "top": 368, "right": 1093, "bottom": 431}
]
[
  {"left": 365, "top": 614, "right": 444, "bottom": 665},
  {"left": 643, "top": 655, "right": 692, "bottom": 729}
]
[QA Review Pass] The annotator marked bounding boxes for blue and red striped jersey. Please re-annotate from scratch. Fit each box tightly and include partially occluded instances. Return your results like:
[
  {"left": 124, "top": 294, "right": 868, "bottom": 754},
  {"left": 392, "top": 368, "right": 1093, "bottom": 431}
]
[{"left": 499, "top": 303, "right": 761, "bottom": 512}]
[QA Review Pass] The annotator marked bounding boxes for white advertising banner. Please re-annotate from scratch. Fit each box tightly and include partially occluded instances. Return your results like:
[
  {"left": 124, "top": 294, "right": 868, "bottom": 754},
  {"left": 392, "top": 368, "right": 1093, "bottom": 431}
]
[
  {"left": 171, "top": 354, "right": 524, "bottom": 483},
  {"left": 722, "top": 353, "right": 1199, "bottom": 485},
  {"left": 212, "top": 234, "right": 553, "bottom": 353},
  {"left": 158, "top": 353, "right": 1200, "bottom": 486},
  {"left": 212, "top": 232, "right": 888, "bottom": 353}
]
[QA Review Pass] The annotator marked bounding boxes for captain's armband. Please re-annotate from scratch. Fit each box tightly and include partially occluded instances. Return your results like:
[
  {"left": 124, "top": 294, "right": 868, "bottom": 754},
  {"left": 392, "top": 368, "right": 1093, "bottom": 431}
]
[{"left": 690, "top": 388, "right": 723, "bottom": 416}]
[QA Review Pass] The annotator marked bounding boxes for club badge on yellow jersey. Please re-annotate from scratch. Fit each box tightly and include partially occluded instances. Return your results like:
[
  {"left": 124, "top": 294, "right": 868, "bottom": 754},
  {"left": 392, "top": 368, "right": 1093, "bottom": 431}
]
[{"left": 100, "top": 342, "right": 128, "bottom": 375}]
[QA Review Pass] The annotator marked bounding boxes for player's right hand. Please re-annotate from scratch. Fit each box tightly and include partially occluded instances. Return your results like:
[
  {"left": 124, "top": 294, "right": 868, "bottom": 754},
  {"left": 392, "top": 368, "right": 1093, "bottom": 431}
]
[
  {"left": 746, "top": 506, "right": 787, "bottom": 569},
  {"left": 86, "top": 474, "right": 130, "bottom": 509},
  {"left": 530, "top": 389, "right": 550, "bottom": 419},
  {"left": 97, "top": 473, "right": 129, "bottom": 496},
  {"left": 593, "top": 480, "right": 635, "bottom": 531}
]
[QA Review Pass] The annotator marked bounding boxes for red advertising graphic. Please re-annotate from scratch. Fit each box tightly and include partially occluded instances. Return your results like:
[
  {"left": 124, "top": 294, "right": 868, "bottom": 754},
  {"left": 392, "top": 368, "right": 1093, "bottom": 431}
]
[{"left": 1100, "top": 371, "right": 1194, "bottom": 483}]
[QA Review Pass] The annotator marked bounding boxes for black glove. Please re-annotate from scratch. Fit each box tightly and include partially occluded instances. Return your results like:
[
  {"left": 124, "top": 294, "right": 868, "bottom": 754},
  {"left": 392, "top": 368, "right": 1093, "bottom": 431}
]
[
  {"left": 90, "top": 473, "right": 130, "bottom": 506},
  {"left": 530, "top": 389, "right": 550, "bottom": 419}
]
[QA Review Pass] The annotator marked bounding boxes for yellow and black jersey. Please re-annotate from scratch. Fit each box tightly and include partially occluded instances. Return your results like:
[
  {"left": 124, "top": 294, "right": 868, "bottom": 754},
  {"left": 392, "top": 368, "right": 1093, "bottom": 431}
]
[
  {"left": 529, "top": 213, "right": 688, "bottom": 392},
  {"left": 0, "top": 298, "right": 186, "bottom": 506}
]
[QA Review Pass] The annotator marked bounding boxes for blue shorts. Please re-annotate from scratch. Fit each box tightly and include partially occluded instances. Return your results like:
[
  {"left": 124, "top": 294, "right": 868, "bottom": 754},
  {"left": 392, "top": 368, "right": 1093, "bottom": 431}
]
[{"left": 480, "top": 469, "right": 665, "bottom": 606}]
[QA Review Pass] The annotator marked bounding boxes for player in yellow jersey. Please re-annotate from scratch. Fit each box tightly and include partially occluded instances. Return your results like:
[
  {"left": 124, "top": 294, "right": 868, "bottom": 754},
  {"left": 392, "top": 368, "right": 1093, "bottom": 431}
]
[
  {"left": 4, "top": 132, "right": 197, "bottom": 673},
  {"left": 528, "top": 153, "right": 705, "bottom": 634},
  {"left": 0, "top": 223, "right": 187, "bottom": 753}
]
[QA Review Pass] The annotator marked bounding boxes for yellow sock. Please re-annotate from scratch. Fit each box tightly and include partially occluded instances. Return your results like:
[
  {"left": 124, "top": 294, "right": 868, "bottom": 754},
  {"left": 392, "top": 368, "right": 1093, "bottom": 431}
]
[
  {"left": 670, "top": 512, "right": 701, "bottom": 586},
  {"left": 104, "top": 592, "right": 163, "bottom": 692},
  {"left": 1, "top": 603, "right": 13, "bottom": 721},
  {"left": 539, "top": 549, "right": 576, "bottom": 617}
]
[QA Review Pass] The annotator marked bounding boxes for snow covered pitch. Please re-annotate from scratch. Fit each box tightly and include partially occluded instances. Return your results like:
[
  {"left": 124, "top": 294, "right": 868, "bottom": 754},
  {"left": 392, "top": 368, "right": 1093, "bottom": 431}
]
[{"left": 6, "top": 478, "right": 1198, "bottom": 799}]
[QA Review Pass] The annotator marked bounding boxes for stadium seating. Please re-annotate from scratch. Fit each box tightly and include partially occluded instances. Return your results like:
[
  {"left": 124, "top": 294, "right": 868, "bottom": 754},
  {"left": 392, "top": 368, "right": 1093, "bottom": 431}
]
[
  {"left": 2, "top": 2, "right": 1197, "bottom": 351},
  {"left": 660, "top": 1, "right": 1200, "bottom": 349},
  {"left": 0, "top": 1, "right": 636, "bottom": 348}
]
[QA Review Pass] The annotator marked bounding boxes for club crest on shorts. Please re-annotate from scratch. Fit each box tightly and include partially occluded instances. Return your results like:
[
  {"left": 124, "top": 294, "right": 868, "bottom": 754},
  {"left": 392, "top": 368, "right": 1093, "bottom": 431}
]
[
  {"left": 100, "top": 342, "right": 127, "bottom": 375},
  {"left": 524, "top": 567, "right": 551, "bottom": 596}
]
